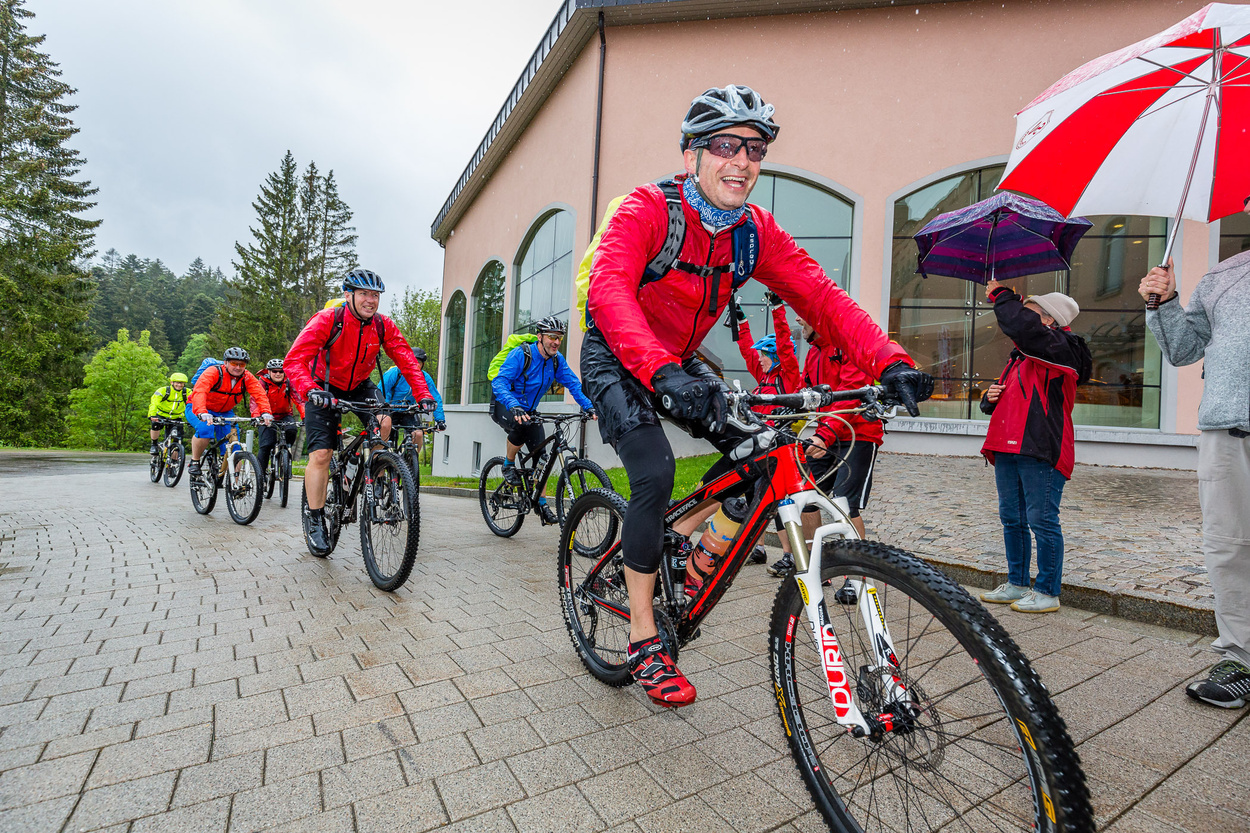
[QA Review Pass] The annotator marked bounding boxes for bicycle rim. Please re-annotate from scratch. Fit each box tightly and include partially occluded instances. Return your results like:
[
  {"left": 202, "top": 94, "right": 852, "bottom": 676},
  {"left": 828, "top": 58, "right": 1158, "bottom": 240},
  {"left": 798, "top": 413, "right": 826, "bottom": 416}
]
[
  {"left": 478, "top": 456, "right": 525, "bottom": 537},
  {"left": 149, "top": 452, "right": 163, "bottom": 482},
  {"left": 769, "top": 539, "right": 1091, "bottom": 833},
  {"left": 225, "top": 451, "right": 263, "bottom": 525},
  {"left": 557, "top": 488, "right": 632, "bottom": 686},
  {"left": 265, "top": 458, "right": 276, "bottom": 499},
  {"left": 556, "top": 459, "right": 612, "bottom": 532},
  {"left": 360, "top": 450, "right": 419, "bottom": 591},
  {"left": 190, "top": 451, "right": 218, "bottom": 514},
  {"left": 163, "top": 445, "right": 185, "bottom": 487}
]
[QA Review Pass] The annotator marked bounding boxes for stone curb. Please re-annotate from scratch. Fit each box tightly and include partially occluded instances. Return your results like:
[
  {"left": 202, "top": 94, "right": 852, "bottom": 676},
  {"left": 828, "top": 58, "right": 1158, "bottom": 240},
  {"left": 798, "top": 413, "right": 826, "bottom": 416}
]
[{"left": 424, "top": 484, "right": 1217, "bottom": 637}]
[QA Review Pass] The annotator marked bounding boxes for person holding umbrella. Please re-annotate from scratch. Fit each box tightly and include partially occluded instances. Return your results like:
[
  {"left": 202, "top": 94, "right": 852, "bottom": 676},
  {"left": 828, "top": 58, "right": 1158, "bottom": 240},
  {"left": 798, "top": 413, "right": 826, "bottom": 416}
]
[
  {"left": 977, "top": 280, "right": 1092, "bottom": 614},
  {"left": 1140, "top": 196, "right": 1250, "bottom": 709}
]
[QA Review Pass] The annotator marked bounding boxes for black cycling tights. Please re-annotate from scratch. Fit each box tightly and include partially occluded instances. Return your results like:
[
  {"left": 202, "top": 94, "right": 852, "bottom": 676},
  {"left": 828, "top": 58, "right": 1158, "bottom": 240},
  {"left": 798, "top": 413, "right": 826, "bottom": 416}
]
[{"left": 616, "top": 425, "right": 675, "bottom": 574}]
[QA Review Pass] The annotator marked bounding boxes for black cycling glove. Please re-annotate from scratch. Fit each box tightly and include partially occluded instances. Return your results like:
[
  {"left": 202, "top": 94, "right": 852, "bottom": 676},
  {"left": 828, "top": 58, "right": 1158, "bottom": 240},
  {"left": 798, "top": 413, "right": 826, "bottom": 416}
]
[
  {"left": 417, "top": 398, "right": 436, "bottom": 413},
  {"left": 434, "top": 419, "right": 446, "bottom": 431},
  {"left": 306, "top": 389, "right": 334, "bottom": 409},
  {"left": 651, "top": 363, "right": 728, "bottom": 432},
  {"left": 763, "top": 290, "right": 784, "bottom": 308},
  {"left": 879, "top": 361, "right": 934, "bottom": 417},
  {"left": 509, "top": 406, "right": 529, "bottom": 422},
  {"left": 581, "top": 408, "right": 596, "bottom": 420}
]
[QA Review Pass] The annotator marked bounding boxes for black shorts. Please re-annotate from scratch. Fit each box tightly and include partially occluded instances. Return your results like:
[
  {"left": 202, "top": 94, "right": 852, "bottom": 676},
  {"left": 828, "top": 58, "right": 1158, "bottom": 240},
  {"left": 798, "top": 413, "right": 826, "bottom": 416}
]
[
  {"left": 304, "top": 381, "right": 379, "bottom": 453},
  {"left": 803, "top": 440, "right": 878, "bottom": 518},
  {"left": 489, "top": 396, "right": 545, "bottom": 455}
]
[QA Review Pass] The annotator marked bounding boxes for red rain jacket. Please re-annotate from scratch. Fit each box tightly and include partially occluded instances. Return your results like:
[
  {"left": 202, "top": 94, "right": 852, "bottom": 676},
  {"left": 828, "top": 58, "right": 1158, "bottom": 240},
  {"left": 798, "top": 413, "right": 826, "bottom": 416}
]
[
  {"left": 285, "top": 307, "right": 430, "bottom": 402},
  {"left": 736, "top": 305, "right": 802, "bottom": 416},
  {"left": 190, "top": 366, "right": 271, "bottom": 417},
  {"left": 584, "top": 176, "right": 911, "bottom": 389},
  {"left": 802, "top": 332, "right": 884, "bottom": 447},
  {"left": 251, "top": 371, "right": 305, "bottom": 420}
]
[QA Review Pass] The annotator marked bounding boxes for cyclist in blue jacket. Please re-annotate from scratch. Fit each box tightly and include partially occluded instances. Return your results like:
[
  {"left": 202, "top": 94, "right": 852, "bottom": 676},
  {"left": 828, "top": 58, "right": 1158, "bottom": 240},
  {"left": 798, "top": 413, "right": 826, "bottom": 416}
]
[
  {"left": 490, "top": 316, "right": 595, "bottom": 524},
  {"left": 381, "top": 347, "right": 445, "bottom": 464}
]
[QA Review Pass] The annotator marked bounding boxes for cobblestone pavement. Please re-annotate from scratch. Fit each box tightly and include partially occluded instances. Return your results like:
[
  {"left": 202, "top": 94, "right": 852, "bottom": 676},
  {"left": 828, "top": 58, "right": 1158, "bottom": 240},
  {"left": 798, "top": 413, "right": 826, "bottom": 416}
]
[{"left": 0, "top": 451, "right": 1244, "bottom": 833}]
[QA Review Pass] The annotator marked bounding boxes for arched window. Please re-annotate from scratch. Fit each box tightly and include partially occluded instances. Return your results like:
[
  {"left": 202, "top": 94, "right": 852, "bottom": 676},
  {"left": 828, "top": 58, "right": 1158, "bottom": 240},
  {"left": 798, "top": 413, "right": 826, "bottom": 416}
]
[
  {"left": 699, "top": 172, "right": 854, "bottom": 391},
  {"left": 889, "top": 165, "right": 1164, "bottom": 428},
  {"left": 442, "top": 291, "right": 466, "bottom": 405},
  {"left": 469, "top": 261, "right": 505, "bottom": 404},
  {"left": 514, "top": 210, "right": 574, "bottom": 401}
]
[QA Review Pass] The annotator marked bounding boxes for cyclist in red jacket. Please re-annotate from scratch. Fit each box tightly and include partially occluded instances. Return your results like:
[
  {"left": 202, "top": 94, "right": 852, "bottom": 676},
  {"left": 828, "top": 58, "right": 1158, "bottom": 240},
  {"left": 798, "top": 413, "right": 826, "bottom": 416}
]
[
  {"left": 285, "top": 269, "right": 433, "bottom": 555},
  {"left": 187, "top": 347, "right": 273, "bottom": 482},
  {"left": 579, "top": 84, "right": 932, "bottom": 707},
  {"left": 251, "top": 358, "right": 305, "bottom": 492}
]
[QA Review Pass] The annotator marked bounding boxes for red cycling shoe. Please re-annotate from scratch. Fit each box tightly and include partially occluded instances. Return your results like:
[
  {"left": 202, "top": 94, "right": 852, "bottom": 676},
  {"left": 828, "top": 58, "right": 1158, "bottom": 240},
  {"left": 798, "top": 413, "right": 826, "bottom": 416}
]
[{"left": 628, "top": 636, "right": 696, "bottom": 708}]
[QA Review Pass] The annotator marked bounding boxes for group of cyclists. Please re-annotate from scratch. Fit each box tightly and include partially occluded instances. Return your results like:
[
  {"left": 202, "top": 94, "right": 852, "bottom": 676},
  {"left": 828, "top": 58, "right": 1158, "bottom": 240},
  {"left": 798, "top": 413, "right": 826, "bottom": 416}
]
[{"left": 146, "top": 84, "right": 935, "bottom": 712}]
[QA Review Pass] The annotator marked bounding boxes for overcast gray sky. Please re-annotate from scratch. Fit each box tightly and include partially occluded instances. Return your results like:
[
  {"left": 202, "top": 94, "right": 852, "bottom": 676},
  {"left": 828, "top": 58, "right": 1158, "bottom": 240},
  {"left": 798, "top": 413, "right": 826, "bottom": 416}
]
[{"left": 33, "top": 0, "right": 564, "bottom": 303}]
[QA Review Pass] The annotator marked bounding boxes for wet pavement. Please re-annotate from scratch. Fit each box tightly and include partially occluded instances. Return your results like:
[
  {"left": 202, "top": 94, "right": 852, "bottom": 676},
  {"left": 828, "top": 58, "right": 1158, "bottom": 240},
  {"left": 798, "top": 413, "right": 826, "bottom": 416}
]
[{"left": 0, "top": 450, "right": 1243, "bottom": 833}]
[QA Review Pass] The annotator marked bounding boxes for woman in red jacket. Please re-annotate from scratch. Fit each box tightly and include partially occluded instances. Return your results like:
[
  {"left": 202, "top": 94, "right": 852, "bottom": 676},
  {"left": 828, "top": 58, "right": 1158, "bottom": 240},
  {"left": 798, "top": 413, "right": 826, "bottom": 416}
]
[{"left": 978, "top": 281, "right": 1092, "bottom": 614}]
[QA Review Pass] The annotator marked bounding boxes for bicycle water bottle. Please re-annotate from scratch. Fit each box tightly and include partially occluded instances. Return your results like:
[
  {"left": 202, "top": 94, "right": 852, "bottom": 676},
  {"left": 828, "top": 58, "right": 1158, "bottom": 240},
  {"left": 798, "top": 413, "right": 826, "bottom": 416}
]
[{"left": 687, "top": 496, "right": 749, "bottom": 585}]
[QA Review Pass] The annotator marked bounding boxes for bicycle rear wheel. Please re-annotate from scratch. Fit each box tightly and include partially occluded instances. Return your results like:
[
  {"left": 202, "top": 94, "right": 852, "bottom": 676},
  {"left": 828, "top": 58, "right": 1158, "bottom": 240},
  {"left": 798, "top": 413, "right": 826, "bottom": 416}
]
[
  {"left": 479, "top": 456, "right": 526, "bottom": 537},
  {"left": 163, "top": 444, "right": 185, "bottom": 487},
  {"left": 555, "top": 458, "right": 612, "bottom": 529},
  {"left": 190, "top": 450, "right": 218, "bottom": 514},
  {"left": 769, "top": 539, "right": 1092, "bottom": 833},
  {"left": 278, "top": 448, "right": 291, "bottom": 508},
  {"left": 557, "top": 488, "right": 631, "bottom": 686},
  {"left": 224, "top": 451, "right": 263, "bottom": 525},
  {"left": 360, "top": 449, "right": 419, "bottom": 591},
  {"left": 149, "top": 451, "right": 163, "bottom": 483},
  {"left": 265, "top": 456, "right": 276, "bottom": 499}
]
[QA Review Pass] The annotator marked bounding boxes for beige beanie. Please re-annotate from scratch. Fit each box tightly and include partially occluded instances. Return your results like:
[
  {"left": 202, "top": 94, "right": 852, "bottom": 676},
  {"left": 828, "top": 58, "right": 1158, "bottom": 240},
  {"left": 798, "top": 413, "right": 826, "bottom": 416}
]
[{"left": 1025, "top": 292, "right": 1079, "bottom": 327}]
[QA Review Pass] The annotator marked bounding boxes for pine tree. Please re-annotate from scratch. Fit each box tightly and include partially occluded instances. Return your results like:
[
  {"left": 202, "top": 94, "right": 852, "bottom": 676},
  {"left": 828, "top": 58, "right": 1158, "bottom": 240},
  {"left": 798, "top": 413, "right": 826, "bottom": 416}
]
[{"left": 0, "top": 0, "right": 100, "bottom": 446}]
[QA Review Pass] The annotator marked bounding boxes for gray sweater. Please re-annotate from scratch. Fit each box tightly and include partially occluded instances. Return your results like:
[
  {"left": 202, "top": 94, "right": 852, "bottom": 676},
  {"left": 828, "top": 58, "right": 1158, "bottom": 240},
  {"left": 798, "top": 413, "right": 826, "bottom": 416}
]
[{"left": 1146, "top": 248, "right": 1250, "bottom": 432}]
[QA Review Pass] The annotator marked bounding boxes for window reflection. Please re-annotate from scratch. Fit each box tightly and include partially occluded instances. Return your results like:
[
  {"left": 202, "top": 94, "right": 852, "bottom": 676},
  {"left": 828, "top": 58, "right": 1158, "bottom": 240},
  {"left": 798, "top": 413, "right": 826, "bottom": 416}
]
[
  {"left": 889, "top": 166, "right": 1163, "bottom": 428},
  {"left": 1219, "top": 210, "right": 1250, "bottom": 261},
  {"left": 470, "top": 261, "right": 505, "bottom": 404},
  {"left": 514, "top": 210, "right": 574, "bottom": 401},
  {"left": 442, "top": 292, "right": 466, "bottom": 405}
]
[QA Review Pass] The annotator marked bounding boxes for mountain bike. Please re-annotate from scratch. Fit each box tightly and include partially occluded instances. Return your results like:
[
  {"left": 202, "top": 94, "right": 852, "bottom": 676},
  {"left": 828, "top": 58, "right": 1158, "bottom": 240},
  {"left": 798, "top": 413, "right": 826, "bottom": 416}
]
[
  {"left": 391, "top": 411, "right": 441, "bottom": 489},
  {"left": 189, "top": 416, "right": 264, "bottom": 525},
  {"left": 299, "top": 400, "right": 420, "bottom": 591},
  {"left": 149, "top": 418, "right": 186, "bottom": 488},
  {"left": 479, "top": 411, "right": 610, "bottom": 536},
  {"left": 557, "top": 385, "right": 1092, "bottom": 833},
  {"left": 263, "top": 418, "right": 302, "bottom": 508}
]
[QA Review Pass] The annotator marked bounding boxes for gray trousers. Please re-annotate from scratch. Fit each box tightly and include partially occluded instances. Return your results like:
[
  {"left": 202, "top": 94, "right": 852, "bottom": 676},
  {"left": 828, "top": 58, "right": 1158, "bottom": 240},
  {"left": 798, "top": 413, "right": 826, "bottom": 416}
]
[{"left": 1199, "top": 430, "right": 1250, "bottom": 665}]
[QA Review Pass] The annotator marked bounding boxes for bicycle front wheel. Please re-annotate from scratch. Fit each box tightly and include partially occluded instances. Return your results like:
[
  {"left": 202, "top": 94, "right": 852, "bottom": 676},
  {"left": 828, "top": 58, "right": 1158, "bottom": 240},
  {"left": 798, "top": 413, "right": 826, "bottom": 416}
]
[
  {"left": 265, "top": 456, "right": 276, "bottom": 499},
  {"left": 555, "top": 458, "right": 612, "bottom": 528},
  {"left": 360, "top": 450, "right": 419, "bottom": 591},
  {"left": 149, "top": 451, "right": 163, "bottom": 483},
  {"left": 190, "top": 451, "right": 218, "bottom": 515},
  {"left": 278, "top": 448, "right": 291, "bottom": 508},
  {"left": 557, "top": 488, "right": 630, "bottom": 686},
  {"left": 479, "top": 456, "right": 526, "bottom": 537},
  {"left": 769, "top": 539, "right": 1092, "bottom": 833},
  {"left": 224, "top": 451, "right": 263, "bottom": 525},
  {"left": 163, "top": 444, "right": 185, "bottom": 487}
]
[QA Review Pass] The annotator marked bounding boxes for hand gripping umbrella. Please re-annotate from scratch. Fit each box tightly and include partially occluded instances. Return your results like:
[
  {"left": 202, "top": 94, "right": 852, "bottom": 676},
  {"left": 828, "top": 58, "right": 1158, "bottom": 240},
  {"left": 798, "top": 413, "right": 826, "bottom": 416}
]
[
  {"left": 998, "top": 2, "right": 1250, "bottom": 308},
  {"left": 913, "top": 192, "right": 1092, "bottom": 285}
]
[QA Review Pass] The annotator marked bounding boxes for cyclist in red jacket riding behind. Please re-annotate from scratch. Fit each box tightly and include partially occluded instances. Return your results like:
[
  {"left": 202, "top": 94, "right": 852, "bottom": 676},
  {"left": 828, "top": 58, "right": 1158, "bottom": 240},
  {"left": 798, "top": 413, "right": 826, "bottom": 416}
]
[
  {"left": 579, "top": 84, "right": 932, "bottom": 708},
  {"left": 285, "top": 268, "right": 433, "bottom": 555},
  {"left": 187, "top": 347, "right": 273, "bottom": 482}
]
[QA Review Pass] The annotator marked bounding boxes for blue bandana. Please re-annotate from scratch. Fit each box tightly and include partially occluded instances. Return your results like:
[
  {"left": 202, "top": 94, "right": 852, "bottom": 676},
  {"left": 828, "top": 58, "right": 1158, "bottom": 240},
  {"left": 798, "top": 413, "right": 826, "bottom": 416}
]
[{"left": 683, "top": 176, "right": 746, "bottom": 229}]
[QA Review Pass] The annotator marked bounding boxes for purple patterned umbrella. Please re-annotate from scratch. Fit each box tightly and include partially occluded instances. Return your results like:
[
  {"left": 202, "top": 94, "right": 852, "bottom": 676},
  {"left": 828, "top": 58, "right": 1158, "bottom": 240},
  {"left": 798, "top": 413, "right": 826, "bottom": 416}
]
[{"left": 913, "top": 192, "right": 1092, "bottom": 284}]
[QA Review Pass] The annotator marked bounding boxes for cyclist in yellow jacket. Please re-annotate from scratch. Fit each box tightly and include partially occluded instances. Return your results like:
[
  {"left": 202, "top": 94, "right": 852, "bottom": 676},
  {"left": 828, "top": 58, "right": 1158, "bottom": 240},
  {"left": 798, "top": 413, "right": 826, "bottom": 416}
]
[{"left": 148, "top": 372, "right": 189, "bottom": 454}]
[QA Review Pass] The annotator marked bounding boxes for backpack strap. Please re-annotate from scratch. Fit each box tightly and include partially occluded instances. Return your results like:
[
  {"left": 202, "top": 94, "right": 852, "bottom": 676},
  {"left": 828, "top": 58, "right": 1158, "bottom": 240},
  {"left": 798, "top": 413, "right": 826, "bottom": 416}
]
[{"left": 642, "top": 181, "right": 686, "bottom": 286}]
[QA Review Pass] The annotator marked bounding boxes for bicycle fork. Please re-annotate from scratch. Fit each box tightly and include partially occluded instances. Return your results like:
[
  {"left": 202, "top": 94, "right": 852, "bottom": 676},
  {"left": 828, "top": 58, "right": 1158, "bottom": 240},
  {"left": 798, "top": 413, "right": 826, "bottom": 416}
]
[{"left": 778, "top": 492, "right": 911, "bottom": 739}]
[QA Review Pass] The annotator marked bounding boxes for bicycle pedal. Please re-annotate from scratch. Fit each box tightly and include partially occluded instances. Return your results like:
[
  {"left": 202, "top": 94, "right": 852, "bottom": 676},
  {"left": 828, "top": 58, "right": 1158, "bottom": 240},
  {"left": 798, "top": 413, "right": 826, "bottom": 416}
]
[{"left": 834, "top": 582, "right": 859, "bottom": 606}]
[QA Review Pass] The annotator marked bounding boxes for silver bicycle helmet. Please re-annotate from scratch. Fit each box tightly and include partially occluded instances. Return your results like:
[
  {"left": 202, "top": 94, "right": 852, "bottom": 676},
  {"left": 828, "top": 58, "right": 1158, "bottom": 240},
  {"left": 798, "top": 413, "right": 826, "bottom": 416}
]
[
  {"left": 680, "top": 85, "right": 779, "bottom": 150},
  {"left": 343, "top": 268, "right": 385, "bottom": 292},
  {"left": 266, "top": 358, "right": 284, "bottom": 371},
  {"left": 223, "top": 346, "right": 250, "bottom": 363},
  {"left": 534, "top": 315, "right": 566, "bottom": 335}
]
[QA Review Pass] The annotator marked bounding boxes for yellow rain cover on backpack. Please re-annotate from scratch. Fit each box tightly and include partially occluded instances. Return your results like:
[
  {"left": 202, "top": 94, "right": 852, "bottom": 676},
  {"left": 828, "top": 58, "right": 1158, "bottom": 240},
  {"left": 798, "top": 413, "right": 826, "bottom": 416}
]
[{"left": 574, "top": 194, "right": 628, "bottom": 333}]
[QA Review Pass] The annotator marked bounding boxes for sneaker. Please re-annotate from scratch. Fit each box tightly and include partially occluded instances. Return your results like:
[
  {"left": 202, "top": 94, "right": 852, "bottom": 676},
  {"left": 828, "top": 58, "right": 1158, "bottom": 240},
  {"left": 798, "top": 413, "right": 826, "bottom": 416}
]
[
  {"left": 1186, "top": 660, "right": 1250, "bottom": 709},
  {"left": 980, "top": 582, "right": 1030, "bottom": 604},
  {"left": 628, "top": 636, "right": 696, "bottom": 708},
  {"left": 304, "top": 510, "right": 331, "bottom": 556},
  {"left": 748, "top": 545, "right": 767, "bottom": 565},
  {"left": 767, "top": 553, "right": 794, "bottom": 577},
  {"left": 149, "top": 442, "right": 159, "bottom": 455},
  {"left": 188, "top": 460, "right": 202, "bottom": 481},
  {"left": 1010, "top": 590, "right": 1060, "bottom": 613},
  {"left": 537, "top": 503, "right": 559, "bottom": 526}
]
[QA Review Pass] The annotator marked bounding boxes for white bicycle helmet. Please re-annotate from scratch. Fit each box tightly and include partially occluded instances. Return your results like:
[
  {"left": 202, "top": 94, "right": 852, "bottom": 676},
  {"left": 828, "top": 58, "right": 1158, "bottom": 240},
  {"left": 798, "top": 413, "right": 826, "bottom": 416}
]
[{"left": 680, "top": 85, "right": 779, "bottom": 150}]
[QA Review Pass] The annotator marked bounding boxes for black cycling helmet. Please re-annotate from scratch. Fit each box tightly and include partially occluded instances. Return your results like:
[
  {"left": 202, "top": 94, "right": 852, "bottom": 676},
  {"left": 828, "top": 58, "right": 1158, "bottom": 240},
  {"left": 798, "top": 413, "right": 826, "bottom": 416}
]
[
  {"left": 680, "top": 85, "right": 779, "bottom": 150},
  {"left": 343, "top": 268, "right": 385, "bottom": 292},
  {"left": 266, "top": 358, "right": 284, "bottom": 371},
  {"left": 411, "top": 347, "right": 428, "bottom": 363},
  {"left": 534, "top": 315, "right": 566, "bottom": 336},
  {"left": 223, "top": 346, "right": 249, "bottom": 363}
]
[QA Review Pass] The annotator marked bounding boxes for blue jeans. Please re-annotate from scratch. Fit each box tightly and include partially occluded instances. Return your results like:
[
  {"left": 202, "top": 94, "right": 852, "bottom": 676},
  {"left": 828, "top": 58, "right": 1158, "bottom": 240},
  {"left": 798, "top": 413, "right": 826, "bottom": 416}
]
[{"left": 994, "top": 453, "right": 1067, "bottom": 598}]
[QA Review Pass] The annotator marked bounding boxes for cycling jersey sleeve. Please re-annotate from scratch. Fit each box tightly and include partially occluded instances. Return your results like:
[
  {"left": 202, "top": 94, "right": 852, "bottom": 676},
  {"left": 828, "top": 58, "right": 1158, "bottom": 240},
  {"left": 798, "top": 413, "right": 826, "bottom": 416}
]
[
  {"left": 381, "top": 317, "right": 431, "bottom": 402},
  {"left": 772, "top": 305, "right": 802, "bottom": 394},
  {"left": 585, "top": 185, "right": 681, "bottom": 388},
  {"left": 491, "top": 349, "right": 525, "bottom": 412},
  {"left": 423, "top": 371, "right": 445, "bottom": 421},
  {"left": 554, "top": 354, "right": 594, "bottom": 410},
  {"left": 285, "top": 309, "right": 335, "bottom": 399},
  {"left": 244, "top": 371, "right": 272, "bottom": 415},
  {"left": 148, "top": 388, "right": 164, "bottom": 418},
  {"left": 189, "top": 373, "right": 213, "bottom": 416}
]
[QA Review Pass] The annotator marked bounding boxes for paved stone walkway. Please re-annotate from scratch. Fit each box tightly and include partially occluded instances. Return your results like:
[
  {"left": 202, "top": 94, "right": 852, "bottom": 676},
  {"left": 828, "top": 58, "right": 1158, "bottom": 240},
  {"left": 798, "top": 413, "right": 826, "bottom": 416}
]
[{"left": 0, "top": 451, "right": 1244, "bottom": 833}]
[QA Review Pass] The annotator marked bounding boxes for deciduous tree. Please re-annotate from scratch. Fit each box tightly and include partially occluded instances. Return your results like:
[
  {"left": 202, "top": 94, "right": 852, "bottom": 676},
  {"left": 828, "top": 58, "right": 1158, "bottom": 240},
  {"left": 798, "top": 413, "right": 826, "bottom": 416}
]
[{"left": 68, "top": 329, "right": 167, "bottom": 450}]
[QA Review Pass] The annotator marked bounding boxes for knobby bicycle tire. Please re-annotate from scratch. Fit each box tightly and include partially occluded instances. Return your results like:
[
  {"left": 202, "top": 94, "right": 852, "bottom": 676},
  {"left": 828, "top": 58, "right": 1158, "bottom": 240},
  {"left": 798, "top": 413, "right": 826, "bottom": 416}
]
[
  {"left": 265, "top": 456, "right": 277, "bottom": 499},
  {"left": 557, "top": 488, "right": 631, "bottom": 686},
  {"left": 360, "top": 449, "right": 419, "bottom": 591},
  {"left": 278, "top": 448, "right": 291, "bottom": 508},
  {"left": 768, "top": 538, "right": 1092, "bottom": 833},
  {"left": 163, "top": 443, "right": 185, "bottom": 488},
  {"left": 190, "top": 450, "right": 219, "bottom": 515},
  {"left": 149, "top": 450, "right": 163, "bottom": 483},
  {"left": 224, "top": 450, "right": 263, "bottom": 525},
  {"left": 479, "top": 456, "right": 526, "bottom": 537},
  {"left": 555, "top": 458, "right": 612, "bottom": 529}
]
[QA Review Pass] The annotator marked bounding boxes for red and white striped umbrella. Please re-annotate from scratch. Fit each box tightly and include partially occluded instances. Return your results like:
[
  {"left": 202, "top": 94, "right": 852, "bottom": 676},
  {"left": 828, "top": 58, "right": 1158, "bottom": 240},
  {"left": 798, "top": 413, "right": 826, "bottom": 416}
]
[{"left": 1000, "top": 2, "right": 1250, "bottom": 251}]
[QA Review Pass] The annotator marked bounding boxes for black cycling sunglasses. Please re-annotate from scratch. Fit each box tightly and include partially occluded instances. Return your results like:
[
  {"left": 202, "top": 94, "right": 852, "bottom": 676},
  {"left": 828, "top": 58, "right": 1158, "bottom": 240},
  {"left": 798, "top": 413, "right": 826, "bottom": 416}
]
[{"left": 690, "top": 133, "right": 769, "bottom": 162}]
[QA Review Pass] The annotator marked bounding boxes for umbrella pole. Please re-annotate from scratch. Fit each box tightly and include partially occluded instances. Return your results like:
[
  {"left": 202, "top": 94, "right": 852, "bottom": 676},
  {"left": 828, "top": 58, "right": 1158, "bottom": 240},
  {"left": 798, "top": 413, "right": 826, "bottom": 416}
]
[{"left": 1149, "top": 62, "right": 1218, "bottom": 310}]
